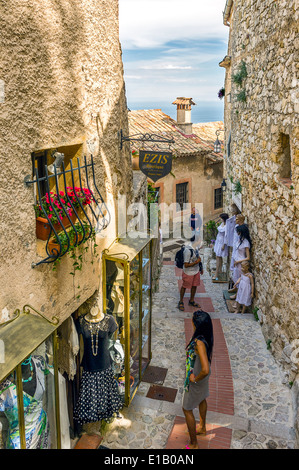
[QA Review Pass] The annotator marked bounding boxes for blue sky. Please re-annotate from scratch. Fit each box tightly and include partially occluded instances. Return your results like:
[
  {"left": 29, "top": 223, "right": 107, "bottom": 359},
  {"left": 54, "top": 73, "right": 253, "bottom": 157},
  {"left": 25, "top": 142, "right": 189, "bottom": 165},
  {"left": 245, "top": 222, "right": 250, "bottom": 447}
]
[{"left": 119, "top": 0, "right": 229, "bottom": 120}]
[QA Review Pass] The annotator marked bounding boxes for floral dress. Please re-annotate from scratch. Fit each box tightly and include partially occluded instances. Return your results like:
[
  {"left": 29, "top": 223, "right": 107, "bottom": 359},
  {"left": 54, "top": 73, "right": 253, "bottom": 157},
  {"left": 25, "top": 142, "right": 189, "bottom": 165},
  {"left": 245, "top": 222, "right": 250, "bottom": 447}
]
[{"left": 0, "top": 356, "right": 49, "bottom": 449}]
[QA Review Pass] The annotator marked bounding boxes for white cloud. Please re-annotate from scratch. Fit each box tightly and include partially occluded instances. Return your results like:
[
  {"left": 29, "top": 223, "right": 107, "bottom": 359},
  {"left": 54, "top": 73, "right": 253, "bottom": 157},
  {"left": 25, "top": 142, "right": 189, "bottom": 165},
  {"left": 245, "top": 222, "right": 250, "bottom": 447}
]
[
  {"left": 119, "top": 0, "right": 228, "bottom": 116},
  {"left": 119, "top": 0, "right": 228, "bottom": 49},
  {"left": 126, "top": 75, "right": 142, "bottom": 79},
  {"left": 140, "top": 64, "right": 193, "bottom": 70}
]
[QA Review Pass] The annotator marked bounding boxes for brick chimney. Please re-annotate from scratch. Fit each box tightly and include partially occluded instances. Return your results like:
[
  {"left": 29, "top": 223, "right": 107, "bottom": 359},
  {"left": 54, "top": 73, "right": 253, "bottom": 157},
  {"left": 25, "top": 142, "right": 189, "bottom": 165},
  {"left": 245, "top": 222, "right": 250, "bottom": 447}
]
[{"left": 172, "top": 97, "right": 196, "bottom": 135}]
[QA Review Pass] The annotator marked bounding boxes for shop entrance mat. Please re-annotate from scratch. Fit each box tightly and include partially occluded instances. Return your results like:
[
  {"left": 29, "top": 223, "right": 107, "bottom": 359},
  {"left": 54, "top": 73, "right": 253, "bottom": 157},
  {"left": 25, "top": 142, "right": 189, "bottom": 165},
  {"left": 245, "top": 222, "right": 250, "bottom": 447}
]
[
  {"left": 211, "top": 273, "right": 228, "bottom": 283},
  {"left": 142, "top": 365, "right": 168, "bottom": 385},
  {"left": 146, "top": 385, "right": 177, "bottom": 402}
]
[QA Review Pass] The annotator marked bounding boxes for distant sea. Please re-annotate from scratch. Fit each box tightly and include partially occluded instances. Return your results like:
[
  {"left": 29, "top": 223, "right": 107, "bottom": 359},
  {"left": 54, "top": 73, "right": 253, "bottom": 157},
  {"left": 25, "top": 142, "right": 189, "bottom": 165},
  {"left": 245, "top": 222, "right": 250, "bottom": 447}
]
[{"left": 127, "top": 101, "right": 224, "bottom": 124}]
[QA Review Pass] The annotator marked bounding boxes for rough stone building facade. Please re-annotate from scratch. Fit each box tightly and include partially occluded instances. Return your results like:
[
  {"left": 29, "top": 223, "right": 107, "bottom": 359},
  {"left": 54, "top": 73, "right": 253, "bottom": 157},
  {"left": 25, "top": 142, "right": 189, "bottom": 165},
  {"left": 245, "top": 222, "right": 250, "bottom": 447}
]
[
  {"left": 0, "top": 0, "right": 132, "bottom": 325},
  {"left": 221, "top": 0, "right": 299, "bottom": 440}
]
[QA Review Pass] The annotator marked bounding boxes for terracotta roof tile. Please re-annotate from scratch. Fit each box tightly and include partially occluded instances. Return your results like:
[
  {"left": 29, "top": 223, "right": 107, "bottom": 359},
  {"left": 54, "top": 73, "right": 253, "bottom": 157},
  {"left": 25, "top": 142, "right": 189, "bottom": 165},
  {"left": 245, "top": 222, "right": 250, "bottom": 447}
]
[{"left": 127, "top": 109, "right": 223, "bottom": 163}]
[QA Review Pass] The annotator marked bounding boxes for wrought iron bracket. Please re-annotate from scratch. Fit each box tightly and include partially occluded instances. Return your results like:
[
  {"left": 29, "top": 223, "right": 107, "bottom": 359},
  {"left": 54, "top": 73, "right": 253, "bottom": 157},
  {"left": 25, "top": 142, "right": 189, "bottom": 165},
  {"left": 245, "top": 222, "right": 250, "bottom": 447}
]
[
  {"left": 0, "top": 305, "right": 59, "bottom": 327},
  {"left": 118, "top": 129, "right": 175, "bottom": 150},
  {"left": 23, "top": 304, "right": 59, "bottom": 326}
]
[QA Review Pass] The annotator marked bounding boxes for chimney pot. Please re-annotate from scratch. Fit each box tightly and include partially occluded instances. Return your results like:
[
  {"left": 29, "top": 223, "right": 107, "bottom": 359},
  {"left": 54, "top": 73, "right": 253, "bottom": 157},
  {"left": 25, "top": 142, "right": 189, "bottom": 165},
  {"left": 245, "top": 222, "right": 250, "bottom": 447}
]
[{"left": 172, "top": 97, "right": 196, "bottom": 134}]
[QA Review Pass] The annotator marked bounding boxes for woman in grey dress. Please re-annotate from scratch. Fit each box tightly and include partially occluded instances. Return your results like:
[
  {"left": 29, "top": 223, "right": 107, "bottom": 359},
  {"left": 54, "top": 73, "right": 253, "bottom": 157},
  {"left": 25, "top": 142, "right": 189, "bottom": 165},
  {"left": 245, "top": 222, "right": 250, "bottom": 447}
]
[{"left": 182, "top": 310, "right": 214, "bottom": 449}]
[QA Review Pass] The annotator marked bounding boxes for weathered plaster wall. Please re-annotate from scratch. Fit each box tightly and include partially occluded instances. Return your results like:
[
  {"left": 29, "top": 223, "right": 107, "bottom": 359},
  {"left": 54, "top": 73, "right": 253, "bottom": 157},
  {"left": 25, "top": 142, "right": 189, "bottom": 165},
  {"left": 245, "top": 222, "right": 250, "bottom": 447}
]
[
  {"left": 223, "top": 0, "right": 299, "bottom": 380},
  {"left": 0, "top": 0, "right": 132, "bottom": 323},
  {"left": 157, "top": 155, "right": 223, "bottom": 238}
]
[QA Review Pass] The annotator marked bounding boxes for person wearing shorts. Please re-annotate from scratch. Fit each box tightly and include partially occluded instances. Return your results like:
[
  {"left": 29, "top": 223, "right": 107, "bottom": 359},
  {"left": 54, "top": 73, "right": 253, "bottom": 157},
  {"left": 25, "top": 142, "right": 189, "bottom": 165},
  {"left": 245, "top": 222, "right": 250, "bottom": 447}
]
[{"left": 178, "top": 239, "right": 203, "bottom": 311}]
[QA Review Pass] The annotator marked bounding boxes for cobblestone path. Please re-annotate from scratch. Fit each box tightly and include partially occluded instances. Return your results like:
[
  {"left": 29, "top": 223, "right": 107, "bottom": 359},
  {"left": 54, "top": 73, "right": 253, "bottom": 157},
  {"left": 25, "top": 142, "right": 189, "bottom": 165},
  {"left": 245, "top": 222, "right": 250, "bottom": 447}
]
[{"left": 101, "top": 242, "right": 296, "bottom": 450}]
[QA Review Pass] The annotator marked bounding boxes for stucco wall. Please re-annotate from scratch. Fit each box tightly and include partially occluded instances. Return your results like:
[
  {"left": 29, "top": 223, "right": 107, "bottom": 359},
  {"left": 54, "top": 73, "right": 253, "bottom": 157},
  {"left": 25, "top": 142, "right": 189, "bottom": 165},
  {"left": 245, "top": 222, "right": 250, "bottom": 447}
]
[
  {"left": 155, "top": 155, "right": 223, "bottom": 239},
  {"left": 0, "top": 0, "right": 132, "bottom": 323},
  {"left": 222, "top": 0, "right": 299, "bottom": 376}
]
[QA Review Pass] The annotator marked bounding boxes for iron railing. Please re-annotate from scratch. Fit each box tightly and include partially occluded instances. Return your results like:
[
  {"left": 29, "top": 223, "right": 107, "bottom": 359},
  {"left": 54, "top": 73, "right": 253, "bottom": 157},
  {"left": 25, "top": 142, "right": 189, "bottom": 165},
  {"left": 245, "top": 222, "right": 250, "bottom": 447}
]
[{"left": 25, "top": 155, "right": 111, "bottom": 268}]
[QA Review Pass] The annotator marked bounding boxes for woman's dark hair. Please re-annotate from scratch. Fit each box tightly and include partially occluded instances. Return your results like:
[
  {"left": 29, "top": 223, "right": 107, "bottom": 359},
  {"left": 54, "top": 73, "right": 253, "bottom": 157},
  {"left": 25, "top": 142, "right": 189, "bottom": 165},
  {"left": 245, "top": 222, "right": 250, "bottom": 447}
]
[
  {"left": 236, "top": 224, "right": 252, "bottom": 248},
  {"left": 220, "top": 213, "right": 229, "bottom": 222},
  {"left": 186, "top": 310, "right": 214, "bottom": 363}
]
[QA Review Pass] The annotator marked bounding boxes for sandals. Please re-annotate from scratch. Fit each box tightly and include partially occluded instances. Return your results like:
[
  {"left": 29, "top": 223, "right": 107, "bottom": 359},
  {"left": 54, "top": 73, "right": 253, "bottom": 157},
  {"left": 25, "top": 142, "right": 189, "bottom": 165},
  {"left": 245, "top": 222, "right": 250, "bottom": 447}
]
[
  {"left": 178, "top": 301, "right": 185, "bottom": 311},
  {"left": 188, "top": 300, "right": 201, "bottom": 308}
]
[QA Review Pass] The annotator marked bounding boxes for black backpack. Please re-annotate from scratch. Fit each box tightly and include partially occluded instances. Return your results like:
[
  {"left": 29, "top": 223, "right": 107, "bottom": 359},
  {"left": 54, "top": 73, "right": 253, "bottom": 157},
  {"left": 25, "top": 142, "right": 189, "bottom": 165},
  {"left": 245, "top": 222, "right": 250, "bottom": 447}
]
[{"left": 175, "top": 245, "right": 193, "bottom": 269}]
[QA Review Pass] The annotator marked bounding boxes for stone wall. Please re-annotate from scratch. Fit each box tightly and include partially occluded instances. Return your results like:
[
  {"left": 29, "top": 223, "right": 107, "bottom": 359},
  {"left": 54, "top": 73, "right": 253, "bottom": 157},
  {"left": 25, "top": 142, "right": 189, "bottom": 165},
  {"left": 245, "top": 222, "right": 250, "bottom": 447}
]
[
  {"left": 0, "top": 0, "right": 132, "bottom": 324},
  {"left": 222, "top": 0, "right": 299, "bottom": 436}
]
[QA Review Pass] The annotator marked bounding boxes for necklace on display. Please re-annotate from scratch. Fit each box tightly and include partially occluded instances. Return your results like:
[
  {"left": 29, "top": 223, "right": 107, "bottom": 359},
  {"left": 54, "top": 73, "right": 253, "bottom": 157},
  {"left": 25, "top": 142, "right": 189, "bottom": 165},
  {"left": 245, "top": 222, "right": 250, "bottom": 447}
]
[
  {"left": 88, "top": 322, "right": 101, "bottom": 356},
  {"left": 85, "top": 311, "right": 104, "bottom": 356}
]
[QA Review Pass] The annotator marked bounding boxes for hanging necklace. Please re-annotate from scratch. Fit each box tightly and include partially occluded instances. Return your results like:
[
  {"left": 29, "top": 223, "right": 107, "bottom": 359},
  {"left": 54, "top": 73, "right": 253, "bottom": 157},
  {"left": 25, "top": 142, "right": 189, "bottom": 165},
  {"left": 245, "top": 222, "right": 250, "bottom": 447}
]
[{"left": 86, "top": 318, "right": 102, "bottom": 357}]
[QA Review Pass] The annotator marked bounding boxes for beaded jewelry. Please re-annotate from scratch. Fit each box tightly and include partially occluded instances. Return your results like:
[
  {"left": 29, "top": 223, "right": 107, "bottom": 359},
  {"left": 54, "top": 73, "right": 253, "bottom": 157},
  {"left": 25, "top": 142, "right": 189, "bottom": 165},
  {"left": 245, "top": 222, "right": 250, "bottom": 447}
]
[{"left": 88, "top": 322, "right": 101, "bottom": 356}]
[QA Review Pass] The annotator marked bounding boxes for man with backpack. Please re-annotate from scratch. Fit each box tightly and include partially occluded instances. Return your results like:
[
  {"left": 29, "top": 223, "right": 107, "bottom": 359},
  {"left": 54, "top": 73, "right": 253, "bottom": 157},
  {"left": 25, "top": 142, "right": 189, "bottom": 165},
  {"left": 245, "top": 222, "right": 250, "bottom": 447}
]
[{"left": 176, "top": 238, "right": 203, "bottom": 311}]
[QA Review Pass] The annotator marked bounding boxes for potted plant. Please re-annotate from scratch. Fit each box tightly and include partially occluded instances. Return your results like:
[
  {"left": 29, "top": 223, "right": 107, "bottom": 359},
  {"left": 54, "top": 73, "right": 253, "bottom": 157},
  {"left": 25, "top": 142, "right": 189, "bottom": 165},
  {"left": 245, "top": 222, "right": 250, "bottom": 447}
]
[
  {"left": 35, "top": 187, "right": 93, "bottom": 240},
  {"left": 49, "top": 221, "right": 98, "bottom": 275}
]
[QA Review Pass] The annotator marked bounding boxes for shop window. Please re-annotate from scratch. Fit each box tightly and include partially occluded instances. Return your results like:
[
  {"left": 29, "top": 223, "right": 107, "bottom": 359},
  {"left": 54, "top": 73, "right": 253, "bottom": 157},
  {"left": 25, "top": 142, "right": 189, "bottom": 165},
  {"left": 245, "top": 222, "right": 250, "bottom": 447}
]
[
  {"left": 102, "top": 237, "right": 153, "bottom": 406},
  {"left": 176, "top": 182, "right": 189, "bottom": 210},
  {"left": 0, "top": 317, "right": 60, "bottom": 449},
  {"left": 214, "top": 188, "right": 223, "bottom": 210},
  {"left": 279, "top": 133, "right": 292, "bottom": 184}
]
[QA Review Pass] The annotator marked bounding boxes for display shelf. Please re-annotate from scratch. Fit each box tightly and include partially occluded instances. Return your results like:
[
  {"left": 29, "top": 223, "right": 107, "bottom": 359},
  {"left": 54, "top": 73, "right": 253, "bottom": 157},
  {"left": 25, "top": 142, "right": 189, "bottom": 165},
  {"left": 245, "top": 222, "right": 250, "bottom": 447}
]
[{"left": 102, "top": 237, "right": 152, "bottom": 406}]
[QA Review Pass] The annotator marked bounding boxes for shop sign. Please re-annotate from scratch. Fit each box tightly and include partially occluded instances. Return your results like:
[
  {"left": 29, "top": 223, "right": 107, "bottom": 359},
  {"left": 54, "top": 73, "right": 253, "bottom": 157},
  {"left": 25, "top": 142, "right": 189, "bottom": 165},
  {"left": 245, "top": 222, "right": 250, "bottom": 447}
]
[{"left": 139, "top": 150, "right": 172, "bottom": 182}]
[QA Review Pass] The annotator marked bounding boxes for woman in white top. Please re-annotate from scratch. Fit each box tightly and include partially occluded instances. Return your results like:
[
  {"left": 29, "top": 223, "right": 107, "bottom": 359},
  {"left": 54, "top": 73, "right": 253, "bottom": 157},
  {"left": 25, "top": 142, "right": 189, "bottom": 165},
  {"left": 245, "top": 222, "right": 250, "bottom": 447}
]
[
  {"left": 233, "top": 224, "right": 251, "bottom": 284},
  {"left": 213, "top": 213, "right": 229, "bottom": 280}
]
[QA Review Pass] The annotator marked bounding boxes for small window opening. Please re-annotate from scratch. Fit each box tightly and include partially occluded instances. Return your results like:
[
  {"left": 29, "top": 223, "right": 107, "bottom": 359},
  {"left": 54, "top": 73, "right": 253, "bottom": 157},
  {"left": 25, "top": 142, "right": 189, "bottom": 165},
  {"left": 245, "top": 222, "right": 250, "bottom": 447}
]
[
  {"left": 279, "top": 133, "right": 292, "bottom": 183},
  {"left": 214, "top": 188, "right": 223, "bottom": 210},
  {"left": 176, "top": 182, "right": 188, "bottom": 210}
]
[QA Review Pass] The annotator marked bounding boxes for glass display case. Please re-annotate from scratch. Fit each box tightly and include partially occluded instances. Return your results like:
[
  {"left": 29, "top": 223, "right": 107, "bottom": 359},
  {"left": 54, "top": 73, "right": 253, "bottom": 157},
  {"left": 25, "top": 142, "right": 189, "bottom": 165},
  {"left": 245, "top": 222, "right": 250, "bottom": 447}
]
[
  {"left": 0, "top": 310, "right": 61, "bottom": 449},
  {"left": 102, "top": 236, "right": 153, "bottom": 406}
]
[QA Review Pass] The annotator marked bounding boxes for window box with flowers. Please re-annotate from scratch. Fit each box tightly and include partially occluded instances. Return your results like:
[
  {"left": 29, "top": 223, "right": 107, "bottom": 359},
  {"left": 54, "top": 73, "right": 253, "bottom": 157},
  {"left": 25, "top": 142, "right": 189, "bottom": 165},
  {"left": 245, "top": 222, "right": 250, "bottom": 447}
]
[{"left": 35, "top": 187, "right": 93, "bottom": 240}]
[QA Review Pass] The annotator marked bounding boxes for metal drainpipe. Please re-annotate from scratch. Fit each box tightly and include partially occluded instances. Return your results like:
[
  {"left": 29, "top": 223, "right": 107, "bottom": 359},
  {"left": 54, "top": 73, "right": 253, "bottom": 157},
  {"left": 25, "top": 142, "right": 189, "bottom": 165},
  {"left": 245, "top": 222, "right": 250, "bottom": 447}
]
[{"left": 223, "top": 0, "right": 233, "bottom": 26}]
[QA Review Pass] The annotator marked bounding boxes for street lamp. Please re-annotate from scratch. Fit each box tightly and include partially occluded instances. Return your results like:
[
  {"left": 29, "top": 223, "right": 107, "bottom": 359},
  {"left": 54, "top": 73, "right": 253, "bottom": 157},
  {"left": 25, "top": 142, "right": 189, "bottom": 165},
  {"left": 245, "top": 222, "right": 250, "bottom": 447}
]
[
  {"left": 214, "top": 129, "right": 225, "bottom": 153},
  {"left": 221, "top": 178, "right": 227, "bottom": 192}
]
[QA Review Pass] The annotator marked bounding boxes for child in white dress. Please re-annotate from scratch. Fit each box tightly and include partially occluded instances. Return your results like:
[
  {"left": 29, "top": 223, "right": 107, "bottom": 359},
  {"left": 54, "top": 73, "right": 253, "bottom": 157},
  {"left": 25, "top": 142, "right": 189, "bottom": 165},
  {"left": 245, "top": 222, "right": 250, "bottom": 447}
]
[{"left": 233, "top": 261, "right": 254, "bottom": 313}]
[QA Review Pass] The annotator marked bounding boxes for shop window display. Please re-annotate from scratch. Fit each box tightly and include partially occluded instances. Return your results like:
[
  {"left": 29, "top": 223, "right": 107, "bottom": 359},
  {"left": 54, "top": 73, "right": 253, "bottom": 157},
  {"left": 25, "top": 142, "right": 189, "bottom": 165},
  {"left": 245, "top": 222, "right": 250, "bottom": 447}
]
[
  {"left": 103, "top": 237, "right": 152, "bottom": 406},
  {"left": 0, "top": 337, "right": 57, "bottom": 449},
  {"left": 73, "top": 298, "right": 123, "bottom": 427}
]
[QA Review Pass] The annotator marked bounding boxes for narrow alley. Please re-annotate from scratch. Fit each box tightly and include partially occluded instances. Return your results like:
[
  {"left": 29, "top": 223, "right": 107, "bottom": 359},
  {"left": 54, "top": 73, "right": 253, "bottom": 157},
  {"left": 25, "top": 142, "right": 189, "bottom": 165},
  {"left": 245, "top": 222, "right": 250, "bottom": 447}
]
[{"left": 100, "top": 240, "right": 296, "bottom": 450}]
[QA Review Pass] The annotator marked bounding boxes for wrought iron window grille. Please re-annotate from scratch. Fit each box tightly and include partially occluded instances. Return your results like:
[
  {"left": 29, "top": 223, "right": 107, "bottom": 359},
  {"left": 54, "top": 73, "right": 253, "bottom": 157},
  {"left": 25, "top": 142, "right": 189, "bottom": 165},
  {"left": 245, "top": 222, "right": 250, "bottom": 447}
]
[{"left": 25, "top": 155, "right": 111, "bottom": 268}]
